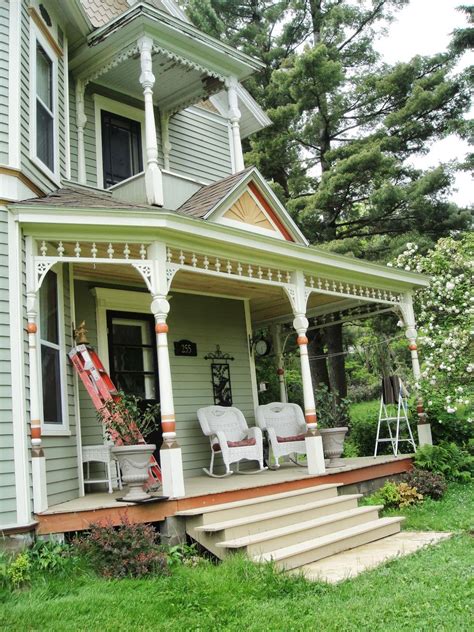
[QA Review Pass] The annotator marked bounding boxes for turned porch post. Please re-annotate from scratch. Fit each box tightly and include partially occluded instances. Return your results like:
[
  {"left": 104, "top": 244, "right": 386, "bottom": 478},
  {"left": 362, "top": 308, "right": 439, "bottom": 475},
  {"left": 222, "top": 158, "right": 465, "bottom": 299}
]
[
  {"left": 138, "top": 36, "right": 164, "bottom": 207},
  {"left": 75, "top": 79, "right": 87, "bottom": 185},
  {"left": 291, "top": 273, "right": 326, "bottom": 474},
  {"left": 400, "top": 292, "right": 433, "bottom": 446},
  {"left": 271, "top": 324, "right": 287, "bottom": 403},
  {"left": 26, "top": 238, "right": 48, "bottom": 513},
  {"left": 148, "top": 242, "right": 185, "bottom": 498},
  {"left": 226, "top": 77, "right": 245, "bottom": 173}
]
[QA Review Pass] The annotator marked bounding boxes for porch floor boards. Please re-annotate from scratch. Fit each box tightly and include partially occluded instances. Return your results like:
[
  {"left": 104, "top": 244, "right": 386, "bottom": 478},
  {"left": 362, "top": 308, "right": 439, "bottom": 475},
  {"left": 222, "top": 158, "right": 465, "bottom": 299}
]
[{"left": 36, "top": 456, "right": 412, "bottom": 534}]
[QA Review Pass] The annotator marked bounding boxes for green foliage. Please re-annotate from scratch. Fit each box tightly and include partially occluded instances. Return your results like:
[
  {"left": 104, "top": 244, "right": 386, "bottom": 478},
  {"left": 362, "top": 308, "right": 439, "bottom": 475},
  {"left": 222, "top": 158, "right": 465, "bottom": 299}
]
[
  {"left": 97, "top": 392, "right": 160, "bottom": 445},
  {"left": 74, "top": 518, "right": 169, "bottom": 579},
  {"left": 367, "top": 481, "right": 423, "bottom": 509},
  {"left": 414, "top": 442, "right": 474, "bottom": 482},
  {"left": 166, "top": 543, "right": 205, "bottom": 568},
  {"left": 28, "top": 540, "right": 78, "bottom": 574},
  {"left": 347, "top": 400, "right": 389, "bottom": 456},
  {"left": 392, "top": 235, "right": 474, "bottom": 443},
  {"left": 315, "top": 383, "right": 350, "bottom": 428},
  {"left": 4, "top": 552, "right": 31, "bottom": 589},
  {"left": 401, "top": 468, "right": 447, "bottom": 500}
]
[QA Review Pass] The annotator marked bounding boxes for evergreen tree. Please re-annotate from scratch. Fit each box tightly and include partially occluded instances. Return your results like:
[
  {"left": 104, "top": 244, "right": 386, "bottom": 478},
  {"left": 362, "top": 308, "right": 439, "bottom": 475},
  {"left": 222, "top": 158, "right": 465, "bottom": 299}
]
[{"left": 183, "top": 0, "right": 472, "bottom": 399}]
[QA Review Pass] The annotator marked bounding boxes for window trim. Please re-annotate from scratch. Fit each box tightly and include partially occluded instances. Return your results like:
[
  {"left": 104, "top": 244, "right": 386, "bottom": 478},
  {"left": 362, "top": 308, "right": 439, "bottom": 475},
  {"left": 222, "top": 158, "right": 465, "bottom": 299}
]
[
  {"left": 93, "top": 95, "right": 147, "bottom": 189},
  {"left": 38, "top": 266, "right": 69, "bottom": 436},
  {"left": 29, "top": 19, "right": 60, "bottom": 184}
]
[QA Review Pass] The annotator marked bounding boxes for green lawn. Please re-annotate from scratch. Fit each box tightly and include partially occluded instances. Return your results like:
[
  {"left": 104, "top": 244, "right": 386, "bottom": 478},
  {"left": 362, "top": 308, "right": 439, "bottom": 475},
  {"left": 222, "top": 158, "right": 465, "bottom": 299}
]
[{"left": 1, "top": 483, "right": 473, "bottom": 632}]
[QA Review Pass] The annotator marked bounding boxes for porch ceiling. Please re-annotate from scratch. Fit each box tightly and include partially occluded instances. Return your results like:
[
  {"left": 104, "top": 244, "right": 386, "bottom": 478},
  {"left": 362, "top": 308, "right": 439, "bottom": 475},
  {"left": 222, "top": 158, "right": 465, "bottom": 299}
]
[{"left": 72, "top": 263, "right": 350, "bottom": 325}]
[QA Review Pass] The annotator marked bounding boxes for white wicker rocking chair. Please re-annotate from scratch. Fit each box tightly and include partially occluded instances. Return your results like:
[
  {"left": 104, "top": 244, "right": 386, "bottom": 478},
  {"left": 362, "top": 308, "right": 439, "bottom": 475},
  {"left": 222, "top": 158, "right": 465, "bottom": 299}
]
[
  {"left": 256, "top": 403, "right": 307, "bottom": 468},
  {"left": 197, "top": 406, "right": 266, "bottom": 477}
]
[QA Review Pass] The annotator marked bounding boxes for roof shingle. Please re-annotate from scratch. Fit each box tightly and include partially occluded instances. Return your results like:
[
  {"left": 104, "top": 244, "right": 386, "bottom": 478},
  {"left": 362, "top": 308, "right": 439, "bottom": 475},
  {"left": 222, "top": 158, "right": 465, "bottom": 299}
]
[
  {"left": 13, "top": 187, "right": 154, "bottom": 210},
  {"left": 177, "top": 167, "right": 254, "bottom": 219}
]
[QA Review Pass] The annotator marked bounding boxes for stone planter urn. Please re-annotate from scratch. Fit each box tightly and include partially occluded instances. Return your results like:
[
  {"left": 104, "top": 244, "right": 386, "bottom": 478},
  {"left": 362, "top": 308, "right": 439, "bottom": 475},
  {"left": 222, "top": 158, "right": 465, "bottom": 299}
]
[
  {"left": 320, "top": 427, "right": 348, "bottom": 467},
  {"left": 112, "top": 444, "right": 156, "bottom": 502}
]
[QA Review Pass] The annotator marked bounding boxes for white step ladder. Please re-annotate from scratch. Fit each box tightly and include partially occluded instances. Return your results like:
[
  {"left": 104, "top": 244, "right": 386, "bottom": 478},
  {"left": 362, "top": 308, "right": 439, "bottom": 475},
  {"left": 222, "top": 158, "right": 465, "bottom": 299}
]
[{"left": 374, "top": 376, "right": 417, "bottom": 457}]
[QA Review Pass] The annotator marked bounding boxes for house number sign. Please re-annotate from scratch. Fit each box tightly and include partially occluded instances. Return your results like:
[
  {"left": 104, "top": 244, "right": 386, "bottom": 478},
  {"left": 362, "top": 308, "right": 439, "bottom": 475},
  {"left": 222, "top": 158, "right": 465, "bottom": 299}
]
[{"left": 174, "top": 339, "right": 198, "bottom": 357}]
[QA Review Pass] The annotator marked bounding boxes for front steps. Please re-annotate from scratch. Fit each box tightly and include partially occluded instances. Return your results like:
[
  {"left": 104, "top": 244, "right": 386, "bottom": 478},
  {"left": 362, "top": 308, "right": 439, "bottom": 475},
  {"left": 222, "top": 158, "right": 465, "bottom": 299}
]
[{"left": 178, "top": 483, "right": 404, "bottom": 569}]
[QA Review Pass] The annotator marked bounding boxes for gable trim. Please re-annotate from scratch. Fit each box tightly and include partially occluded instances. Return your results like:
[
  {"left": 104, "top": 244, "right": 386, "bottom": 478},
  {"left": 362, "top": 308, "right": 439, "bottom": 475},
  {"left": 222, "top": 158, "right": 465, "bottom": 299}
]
[{"left": 247, "top": 182, "right": 294, "bottom": 242}]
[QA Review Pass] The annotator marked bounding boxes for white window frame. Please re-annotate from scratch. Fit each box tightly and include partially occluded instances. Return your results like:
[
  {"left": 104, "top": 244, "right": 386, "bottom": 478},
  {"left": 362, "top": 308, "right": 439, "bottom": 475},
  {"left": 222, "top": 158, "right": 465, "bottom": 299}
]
[
  {"left": 29, "top": 19, "right": 60, "bottom": 184},
  {"left": 38, "top": 266, "right": 70, "bottom": 436},
  {"left": 93, "top": 95, "right": 147, "bottom": 189}
]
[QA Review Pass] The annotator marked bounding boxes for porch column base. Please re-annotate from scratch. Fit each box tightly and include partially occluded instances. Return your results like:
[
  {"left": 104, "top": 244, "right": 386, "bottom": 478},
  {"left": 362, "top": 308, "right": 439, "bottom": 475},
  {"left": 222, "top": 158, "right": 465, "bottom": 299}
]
[
  {"left": 417, "top": 423, "right": 433, "bottom": 447},
  {"left": 305, "top": 433, "right": 326, "bottom": 475},
  {"left": 160, "top": 445, "right": 185, "bottom": 498},
  {"left": 32, "top": 455, "right": 48, "bottom": 514}
]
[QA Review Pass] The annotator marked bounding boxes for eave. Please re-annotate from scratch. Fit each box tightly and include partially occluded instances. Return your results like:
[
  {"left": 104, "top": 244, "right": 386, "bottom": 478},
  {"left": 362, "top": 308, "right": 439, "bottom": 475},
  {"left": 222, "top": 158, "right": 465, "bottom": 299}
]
[
  {"left": 11, "top": 205, "right": 430, "bottom": 291},
  {"left": 69, "top": 2, "right": 264, "bottom": 82}
]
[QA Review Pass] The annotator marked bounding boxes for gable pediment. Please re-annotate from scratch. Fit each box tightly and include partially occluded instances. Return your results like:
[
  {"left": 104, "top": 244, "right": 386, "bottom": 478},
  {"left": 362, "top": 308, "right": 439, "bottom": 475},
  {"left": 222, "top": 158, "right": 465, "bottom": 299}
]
[{"left": 223, "top": 191, "right": 274, "bottom": 231}]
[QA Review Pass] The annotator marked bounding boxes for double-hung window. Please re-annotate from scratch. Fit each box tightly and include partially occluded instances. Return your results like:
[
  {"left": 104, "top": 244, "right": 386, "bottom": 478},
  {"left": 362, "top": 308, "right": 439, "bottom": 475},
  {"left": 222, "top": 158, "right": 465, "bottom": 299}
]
[
  {"left": 30, "top": 23, "right": 58, "bottom": 180},
  {"left": 101, "top": 111, "right": 143, "bottom": 188},
  {"left": 39, "top": 269, "right": 67, "bottom": 432}
]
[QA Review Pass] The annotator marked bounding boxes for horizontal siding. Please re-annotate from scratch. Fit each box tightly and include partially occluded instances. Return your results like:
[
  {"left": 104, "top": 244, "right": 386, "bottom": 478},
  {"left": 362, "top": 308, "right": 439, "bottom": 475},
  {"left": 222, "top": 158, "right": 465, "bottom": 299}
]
[
  {"left": 0, "top": 208, "right": 16, "bottom": 526},
  {"left": 76, "top": 286, "right": 254, "bottom": 479},
  {"left": 0, "top": 1, "right": 9, "bottom": 164},
  {"left": 42, "top": 265, "right": 80, "bottom": 507}
]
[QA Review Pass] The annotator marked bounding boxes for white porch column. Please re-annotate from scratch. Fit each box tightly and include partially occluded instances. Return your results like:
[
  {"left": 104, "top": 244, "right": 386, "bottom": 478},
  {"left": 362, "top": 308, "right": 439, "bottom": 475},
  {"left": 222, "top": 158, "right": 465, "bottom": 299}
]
[
  {"left": 271, "top": 324, "right": 287, "bottom": 403},
  {"left": 26, "top": 238, "right": 48, "bottom": 513},
  {"left": 75, "top": 79, "right": 87, "bottom": 185},
  {"left": 138, "top": 36, "right": 164, "bottom": 207},
  {"left": 400, "top": 292, "right": 433, "bottom": 446},
  {"left": 148, "top": 242, "right": 185, "bottom": 498},
  {"left": 291, "top": 272, "right": 326, "bottom": 474},
  {"left": 226, "top": 77, "right": 245, "bottom": 173}
]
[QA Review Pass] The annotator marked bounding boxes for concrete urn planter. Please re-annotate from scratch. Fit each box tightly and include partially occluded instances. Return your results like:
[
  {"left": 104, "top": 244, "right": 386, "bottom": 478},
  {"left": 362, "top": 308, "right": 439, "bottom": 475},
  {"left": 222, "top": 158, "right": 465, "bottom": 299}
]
[
  {"left": 112, "top": 444, "right": 156, "bottom": 502},
  {"left": 320, "top": 427, "right": 348, "bottom": 467}
]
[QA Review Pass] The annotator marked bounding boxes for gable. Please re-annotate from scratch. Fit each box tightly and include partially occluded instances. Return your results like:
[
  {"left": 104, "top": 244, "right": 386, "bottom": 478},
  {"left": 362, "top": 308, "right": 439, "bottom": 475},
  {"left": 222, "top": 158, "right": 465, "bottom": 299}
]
[{"left": 218, "top": 184, "right": 294, "bottom": 241}]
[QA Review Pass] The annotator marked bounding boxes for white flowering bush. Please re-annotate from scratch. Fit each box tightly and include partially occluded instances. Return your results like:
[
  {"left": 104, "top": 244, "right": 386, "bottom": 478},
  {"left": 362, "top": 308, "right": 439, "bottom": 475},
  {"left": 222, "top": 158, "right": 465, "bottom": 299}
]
[{"left": 391, "top": 234, "right": 473, "bottom": 444}]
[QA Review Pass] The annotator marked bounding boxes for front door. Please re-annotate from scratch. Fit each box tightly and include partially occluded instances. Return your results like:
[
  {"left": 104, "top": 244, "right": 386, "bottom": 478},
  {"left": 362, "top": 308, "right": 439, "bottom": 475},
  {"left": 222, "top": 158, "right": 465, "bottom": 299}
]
[{"left": 106, "top": 311, "right": 162, "bottom": 460}]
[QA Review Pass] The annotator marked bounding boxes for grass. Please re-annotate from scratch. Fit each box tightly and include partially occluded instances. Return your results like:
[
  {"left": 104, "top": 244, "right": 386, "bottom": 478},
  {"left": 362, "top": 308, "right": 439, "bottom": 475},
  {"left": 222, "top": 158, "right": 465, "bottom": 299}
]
[{"left": 1, "top": 483, "right": 473, "bottom": 632}]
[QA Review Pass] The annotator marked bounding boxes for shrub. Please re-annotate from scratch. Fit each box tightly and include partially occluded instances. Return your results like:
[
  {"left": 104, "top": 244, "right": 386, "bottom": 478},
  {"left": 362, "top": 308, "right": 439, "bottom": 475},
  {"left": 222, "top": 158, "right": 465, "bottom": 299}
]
[
  {"left": 74, "top": 517, "right": 169, "bottom": 579},
  {"left": 414, "top": 442, "right": 474, "bottom": 482},
  {"left": 5, "top": 552, "right": 31, "bottom": 589},
  {"left": 348, "top": 400, "right": 392, "bottom": 456},
  {"left": 28, "top": 540, "right": 78, "bottom": 574},
  {"left": 367, "top": 480, "right": 423, "bottom": 509},
  {"left": 401, "top": 468, "right": 447, "bottom": 500}
]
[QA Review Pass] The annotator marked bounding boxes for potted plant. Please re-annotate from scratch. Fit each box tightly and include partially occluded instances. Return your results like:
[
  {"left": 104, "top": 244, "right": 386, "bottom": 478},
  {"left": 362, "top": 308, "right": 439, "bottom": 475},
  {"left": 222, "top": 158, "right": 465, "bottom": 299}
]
[
  {"left": 98, "top": 393, "right": 160, "bottom": 502},
  {"left": 316, "top": 385, "right": 350, "bottom": 467}
]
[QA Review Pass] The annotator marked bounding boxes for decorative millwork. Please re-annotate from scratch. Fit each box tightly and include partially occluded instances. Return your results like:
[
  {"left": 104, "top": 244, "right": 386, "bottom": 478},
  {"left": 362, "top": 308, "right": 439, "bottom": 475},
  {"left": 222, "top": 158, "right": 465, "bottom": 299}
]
[
  {"left": 304, "top": 274, "right": 401, "bottom": 306},
  {"left": 87, "top": 44, "right": 140, "bottom": 83},
  {"left": 132, "top": 263, "right": 154, "bottom": 294},
  {"left": 226, "top": 77, "right": 244, "bottom": 172},
  {"left": 165, "top": 263, "right": 180, "bottom": 291},
  {"left": 307, "top": 303, "right": 397, "bottom": 331},
  {"left": 224, "top": 191, "right": 274, "bottom": 230},
  {"left": 151, "top": 43, "right": 225, "bottom": 83},
  {"left": 35, "top": 260, "right": 55, "bottom": 292},
  {"left": 38, "top": 240, "right": 150, "bottom": 261},
  {"left": 165, "top": 246, "right": 294, "bottom": 290}
]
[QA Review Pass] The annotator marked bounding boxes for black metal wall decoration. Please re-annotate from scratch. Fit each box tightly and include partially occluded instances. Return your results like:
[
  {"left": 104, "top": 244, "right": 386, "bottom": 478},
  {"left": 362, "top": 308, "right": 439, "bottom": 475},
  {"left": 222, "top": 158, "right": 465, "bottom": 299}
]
[
  {"left": 204, "top": 345, "right": 234, "bottom": 407},
  {"left": 174, "top": 339, "right": 198, "bottom": 357}
]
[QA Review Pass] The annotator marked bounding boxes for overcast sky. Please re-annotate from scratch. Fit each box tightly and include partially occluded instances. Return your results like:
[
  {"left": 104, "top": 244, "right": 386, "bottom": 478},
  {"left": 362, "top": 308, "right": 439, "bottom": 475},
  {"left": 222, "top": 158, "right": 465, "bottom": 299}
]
[{"left": 376, "top": 0, "right": 472, "bottom": 206}]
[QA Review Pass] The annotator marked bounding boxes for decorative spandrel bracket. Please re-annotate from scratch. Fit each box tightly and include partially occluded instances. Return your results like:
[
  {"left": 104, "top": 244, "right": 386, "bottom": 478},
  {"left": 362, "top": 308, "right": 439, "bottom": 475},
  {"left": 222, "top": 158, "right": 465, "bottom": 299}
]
[
  {"left": 132, "top": 262, "right": 154, "bottom": 294},
  {"left": 35, "top": 260, "right": 55, "bottom": 292},
  {"left": 166, "top": 263, "right": 180, "bottom": 292}
]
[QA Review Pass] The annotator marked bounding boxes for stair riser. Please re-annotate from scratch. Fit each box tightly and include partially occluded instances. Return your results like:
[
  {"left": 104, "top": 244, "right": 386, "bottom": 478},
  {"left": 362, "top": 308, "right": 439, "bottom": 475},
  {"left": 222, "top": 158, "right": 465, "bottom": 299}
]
[
  {"left": 272, "top": 522, "right": 402, "bottom": 570},
  {"left": 194, "top": 497, "right": 360, "bottom": 540},
  {"left": 197, "top": 487, "right": 339, "bottom": 525},
  {"left": 243, "top": 509, "right": 381, "bottom": 556}
]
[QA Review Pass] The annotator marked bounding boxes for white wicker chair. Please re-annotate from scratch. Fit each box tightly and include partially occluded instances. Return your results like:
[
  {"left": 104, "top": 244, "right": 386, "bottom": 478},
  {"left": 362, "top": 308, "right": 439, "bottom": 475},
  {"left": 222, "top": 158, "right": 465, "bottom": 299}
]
[
  {"left": 197, "top": 406, "right": 266, "bottom": 477},
  {"left": 256, "top": 403, "right": 307, "bottom": 468}
]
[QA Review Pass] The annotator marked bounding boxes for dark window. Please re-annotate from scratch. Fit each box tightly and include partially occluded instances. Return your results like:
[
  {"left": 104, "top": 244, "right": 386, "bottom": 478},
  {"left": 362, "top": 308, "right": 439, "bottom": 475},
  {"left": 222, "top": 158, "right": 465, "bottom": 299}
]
[
  {"left": 39, "top": 271, "right": 63, "bottom": 425},
  {"left": 101, "top": 111, "right": 143, "bottom": 188},
  {"left": 36, "top": 43, "right": 54, "bottom": 171}
]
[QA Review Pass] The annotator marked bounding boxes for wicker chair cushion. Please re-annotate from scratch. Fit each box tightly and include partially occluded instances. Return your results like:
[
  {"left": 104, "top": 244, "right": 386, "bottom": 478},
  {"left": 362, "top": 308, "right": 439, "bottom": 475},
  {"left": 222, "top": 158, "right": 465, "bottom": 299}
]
[
  {"left": 276, "top": 433, "right": 306, "bottom": 443},
  {"left": 212, "top": 437, "right": 257, "bottom": 452}
]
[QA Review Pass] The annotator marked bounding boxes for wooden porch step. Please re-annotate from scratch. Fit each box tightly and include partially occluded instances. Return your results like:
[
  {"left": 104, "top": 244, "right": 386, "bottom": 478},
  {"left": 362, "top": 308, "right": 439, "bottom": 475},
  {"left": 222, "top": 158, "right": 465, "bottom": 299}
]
[
  {"left": 177, "top": 483, "right": 340, "bottom": 515},
  {"left": 253, "top": 517, "right": 405, "bottom": 570},
  {"left": 193, "top": 494, "right": 362, "bottom": 536},
  {"left": 215, "top": 505, "right": 384, "bottom": 555}
]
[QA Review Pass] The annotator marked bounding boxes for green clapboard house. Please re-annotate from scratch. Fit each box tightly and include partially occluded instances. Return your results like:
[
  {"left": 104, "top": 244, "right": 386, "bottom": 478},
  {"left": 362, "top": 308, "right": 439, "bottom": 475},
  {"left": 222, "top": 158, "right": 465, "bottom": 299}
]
[{"left": 0, "top": 0, "right": 431, "bottom": 541}]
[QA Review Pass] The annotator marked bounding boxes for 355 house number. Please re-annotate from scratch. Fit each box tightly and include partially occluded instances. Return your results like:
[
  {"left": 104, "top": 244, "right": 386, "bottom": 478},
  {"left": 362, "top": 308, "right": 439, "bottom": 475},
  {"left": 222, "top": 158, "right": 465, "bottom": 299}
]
[{"left": 174, "top": 339, "right": 198, "bottom": 356}]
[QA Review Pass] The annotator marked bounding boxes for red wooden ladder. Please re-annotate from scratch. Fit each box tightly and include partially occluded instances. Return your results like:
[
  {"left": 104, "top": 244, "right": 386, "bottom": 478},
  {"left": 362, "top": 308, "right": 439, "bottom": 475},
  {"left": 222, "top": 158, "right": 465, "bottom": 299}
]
[{"left": 69, "top": 344, "right": 162, "bottom": 486}]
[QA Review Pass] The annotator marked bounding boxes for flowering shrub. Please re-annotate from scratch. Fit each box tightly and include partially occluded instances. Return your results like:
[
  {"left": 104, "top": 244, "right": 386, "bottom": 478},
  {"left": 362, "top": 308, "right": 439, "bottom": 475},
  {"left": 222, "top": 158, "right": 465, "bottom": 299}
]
[
  {"left": 74, "top": 517, "right": 169, "bottom": 579},
  {"left": 390, "top": 235, "right": 473, "bottom": 443}
]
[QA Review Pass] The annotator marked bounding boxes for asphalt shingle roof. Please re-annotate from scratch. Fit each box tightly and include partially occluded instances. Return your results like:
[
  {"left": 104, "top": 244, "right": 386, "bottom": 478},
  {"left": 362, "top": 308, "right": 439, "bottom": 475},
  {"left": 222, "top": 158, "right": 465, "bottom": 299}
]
[
  {"left": 13, "top": 187, "right": 154, "bottom": 210},
  {"left": 176, "top": 167, "right": 253, "bottom": 219}
]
